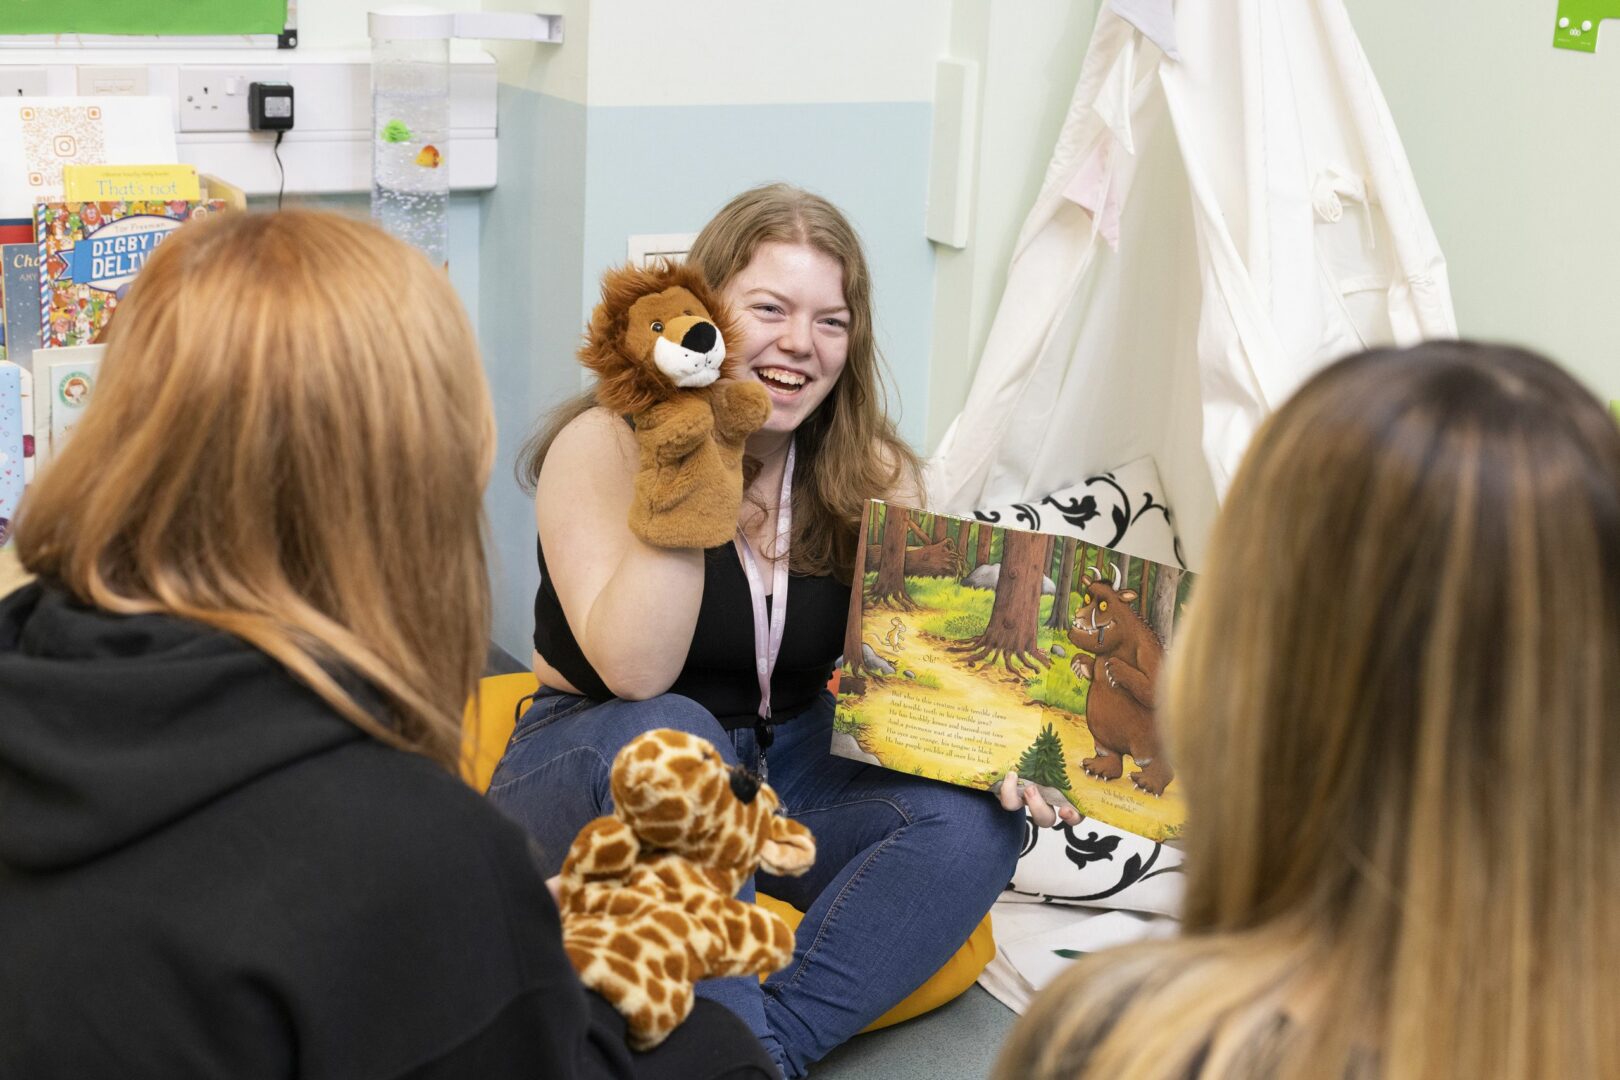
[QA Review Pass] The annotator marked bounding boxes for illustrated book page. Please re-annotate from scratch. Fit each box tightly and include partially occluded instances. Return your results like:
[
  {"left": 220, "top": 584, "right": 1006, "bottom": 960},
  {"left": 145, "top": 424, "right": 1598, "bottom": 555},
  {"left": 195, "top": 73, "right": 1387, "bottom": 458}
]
[{"left": 833, "top": 501, "right": 1196, "bottom": 842}]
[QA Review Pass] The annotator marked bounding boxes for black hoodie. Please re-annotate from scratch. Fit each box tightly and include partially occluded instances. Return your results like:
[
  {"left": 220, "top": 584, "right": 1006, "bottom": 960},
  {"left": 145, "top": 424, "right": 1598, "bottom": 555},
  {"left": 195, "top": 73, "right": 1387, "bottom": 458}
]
[{"left": 0, "top": 583, "right": 771, "bottom": 1080}]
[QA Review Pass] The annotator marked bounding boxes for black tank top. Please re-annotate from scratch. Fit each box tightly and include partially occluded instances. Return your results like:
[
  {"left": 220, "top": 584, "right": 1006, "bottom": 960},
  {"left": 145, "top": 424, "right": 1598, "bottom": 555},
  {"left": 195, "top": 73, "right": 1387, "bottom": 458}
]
[{"left": 532, "top": 535, "right": 851, "bottom": 730}]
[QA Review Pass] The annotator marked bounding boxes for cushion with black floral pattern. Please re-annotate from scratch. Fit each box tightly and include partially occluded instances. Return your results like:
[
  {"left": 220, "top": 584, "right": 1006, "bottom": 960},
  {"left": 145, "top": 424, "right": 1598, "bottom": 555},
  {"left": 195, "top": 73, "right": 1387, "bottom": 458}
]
[{"left": 968, "top": 456, "right": 1184, "bottom": 570}]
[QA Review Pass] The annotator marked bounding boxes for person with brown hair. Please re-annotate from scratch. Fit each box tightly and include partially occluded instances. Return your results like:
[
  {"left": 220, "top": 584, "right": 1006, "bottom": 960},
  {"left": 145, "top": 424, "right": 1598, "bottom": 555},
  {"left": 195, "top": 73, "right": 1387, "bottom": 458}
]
[
  {"left": 0, "top": 209, "right": 774, "bottom": 1080},
  {"left": 994, "top": 341, "right": 1620, "bottom": 1080},
  {"left": 490, "top": 184, "right": 1056, "bottom": 1077}
]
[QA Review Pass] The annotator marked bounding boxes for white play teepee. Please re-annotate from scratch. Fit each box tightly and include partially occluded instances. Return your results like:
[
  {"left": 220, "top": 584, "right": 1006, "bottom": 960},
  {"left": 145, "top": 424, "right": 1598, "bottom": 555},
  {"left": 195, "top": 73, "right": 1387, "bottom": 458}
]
[{"left": 927, "top": 0, "right": 1457, "bottom": 570}]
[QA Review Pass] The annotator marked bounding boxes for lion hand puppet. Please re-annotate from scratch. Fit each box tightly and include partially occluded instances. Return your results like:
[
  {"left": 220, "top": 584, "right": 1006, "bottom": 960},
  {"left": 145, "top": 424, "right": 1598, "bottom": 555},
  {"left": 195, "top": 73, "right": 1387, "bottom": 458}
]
[
  {"left": 582, "top": 262, "right": 772, "bottom": 550},
  {"left": 557, "top": 729, "right": 816, "bottom": 1051}
]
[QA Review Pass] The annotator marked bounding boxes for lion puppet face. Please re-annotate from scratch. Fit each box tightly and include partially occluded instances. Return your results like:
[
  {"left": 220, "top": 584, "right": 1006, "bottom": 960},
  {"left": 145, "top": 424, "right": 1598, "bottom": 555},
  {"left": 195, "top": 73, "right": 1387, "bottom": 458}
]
[
  {"left": 626, "top": 287, "right": 726, "bottom": 388},
  {"left": 581, "top": 262, "right": 744, "bottom": 415}
]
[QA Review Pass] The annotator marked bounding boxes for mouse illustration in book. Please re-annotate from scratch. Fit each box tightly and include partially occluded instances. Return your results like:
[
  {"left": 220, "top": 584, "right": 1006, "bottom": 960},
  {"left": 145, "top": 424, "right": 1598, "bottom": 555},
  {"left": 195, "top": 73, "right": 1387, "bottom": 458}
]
[
  {"left": 1068, "top": 562, "right": 1172, "bottom": 795},
  {"left": 861, "top": 617, "right": 909, "bottom": 669},
  {"left": 882, "top": 617, "right": 907, "bottom": 651}
]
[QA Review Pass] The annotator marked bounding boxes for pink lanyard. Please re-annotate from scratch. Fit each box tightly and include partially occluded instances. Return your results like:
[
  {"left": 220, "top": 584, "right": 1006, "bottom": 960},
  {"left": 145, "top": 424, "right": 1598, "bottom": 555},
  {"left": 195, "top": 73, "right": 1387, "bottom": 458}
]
[{"left": 734, "top": 439, "right": 794, "bottom": 762}]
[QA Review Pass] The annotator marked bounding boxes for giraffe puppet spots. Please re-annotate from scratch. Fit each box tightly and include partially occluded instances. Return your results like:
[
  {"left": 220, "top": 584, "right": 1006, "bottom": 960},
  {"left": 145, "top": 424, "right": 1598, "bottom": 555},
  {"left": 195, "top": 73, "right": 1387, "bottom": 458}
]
[{"left": 556, "top": 729, "right": 816, "bottom": 1050}]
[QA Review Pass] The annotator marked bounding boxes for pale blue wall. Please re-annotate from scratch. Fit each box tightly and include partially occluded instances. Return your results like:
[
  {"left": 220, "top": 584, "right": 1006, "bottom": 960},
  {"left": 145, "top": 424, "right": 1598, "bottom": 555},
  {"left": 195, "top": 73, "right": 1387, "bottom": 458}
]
[{"left": 477, "top": 89, "right": 589, "bottom": 658}]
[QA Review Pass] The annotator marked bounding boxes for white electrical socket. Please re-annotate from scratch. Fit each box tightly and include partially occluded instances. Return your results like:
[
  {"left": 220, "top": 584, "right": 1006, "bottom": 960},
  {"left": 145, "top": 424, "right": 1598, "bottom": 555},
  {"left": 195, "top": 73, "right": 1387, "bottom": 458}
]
[
  {"left": 178, "top": 66, "right": 289, "bottom": 133},
  {"left": 0, "top": 67, "right": 49, "bottom": 98}
]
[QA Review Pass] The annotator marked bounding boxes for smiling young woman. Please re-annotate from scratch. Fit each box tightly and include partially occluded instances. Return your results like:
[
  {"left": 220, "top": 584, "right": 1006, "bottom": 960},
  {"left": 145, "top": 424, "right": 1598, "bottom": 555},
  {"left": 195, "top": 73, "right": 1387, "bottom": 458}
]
[
  {"left": 496, "top": 184, "right": 1038, "bottom": 1077},
  {"left": 724, "top": 241, "right": 850, "bottom": 439}
]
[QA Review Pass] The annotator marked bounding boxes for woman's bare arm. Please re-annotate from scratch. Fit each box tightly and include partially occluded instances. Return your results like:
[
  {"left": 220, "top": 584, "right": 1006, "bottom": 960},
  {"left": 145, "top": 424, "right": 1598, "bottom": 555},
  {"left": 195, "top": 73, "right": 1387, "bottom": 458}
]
[{"left": 535, "top": 408, "right": 706, "bottom": 699}]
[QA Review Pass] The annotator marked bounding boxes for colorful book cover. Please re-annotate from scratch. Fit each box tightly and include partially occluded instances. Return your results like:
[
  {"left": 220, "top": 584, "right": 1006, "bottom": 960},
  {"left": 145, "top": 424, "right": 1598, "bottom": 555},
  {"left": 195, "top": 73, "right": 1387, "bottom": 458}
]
[
  {"left": 47, "top": 347, "right": 102, "bottom": 456},
  {"left": 62, "top": 164, "right": 201, "bottom": 203},
  {"left": 0, "top": 362, "right": 24, "bottom": 547},
  {"left": 2, "top": 244, "right": 45, "bottom": 465},
  {"left": 36, "top": 199, "right": 226, "bottom": 348},
  {"left": 3, "top": 242, "right": 39, "bottom": 364},
  {"left": 833, "top": 501, "right": 1198, "bottom": 842}
]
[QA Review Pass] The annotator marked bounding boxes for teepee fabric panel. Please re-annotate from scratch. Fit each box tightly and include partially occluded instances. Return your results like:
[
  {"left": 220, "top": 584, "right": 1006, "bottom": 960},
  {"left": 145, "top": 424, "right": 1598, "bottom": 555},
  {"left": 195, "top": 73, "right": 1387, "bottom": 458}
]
[{"left": 928, "top": 0, "right": 1455, "bottom": 569}]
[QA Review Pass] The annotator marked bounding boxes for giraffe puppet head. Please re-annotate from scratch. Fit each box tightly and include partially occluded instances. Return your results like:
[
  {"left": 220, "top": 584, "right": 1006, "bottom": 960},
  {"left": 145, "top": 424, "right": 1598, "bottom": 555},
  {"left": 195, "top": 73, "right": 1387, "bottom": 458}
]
[{"left": 557, "top": 728, "right": 816, "bottom": 1049}]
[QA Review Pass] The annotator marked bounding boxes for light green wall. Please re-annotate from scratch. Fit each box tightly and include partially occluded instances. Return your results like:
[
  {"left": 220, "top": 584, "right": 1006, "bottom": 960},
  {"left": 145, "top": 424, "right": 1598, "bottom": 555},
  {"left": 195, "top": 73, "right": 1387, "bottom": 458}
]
[
  {"left": 1353, "top": 0, "right": 1620, "bottom": 401},
  {"left": 926, "top": 0, "right": 1099, "bottom": 453},
  {"left": 926, "top": 1, "right": 1620, "bottom": 448}
]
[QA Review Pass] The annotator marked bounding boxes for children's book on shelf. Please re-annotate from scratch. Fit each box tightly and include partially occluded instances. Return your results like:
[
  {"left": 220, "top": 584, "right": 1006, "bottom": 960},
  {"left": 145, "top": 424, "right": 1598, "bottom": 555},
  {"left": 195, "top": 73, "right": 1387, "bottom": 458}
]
[
  {"left": 1, "top": 244, "right": 46, "bottom": 465},
  {"left": 44, "top": 344, "right": 103, "bottom": 458},
  {"left": 62, "top": 164, "right": 201, "bottom": 203},
  {"left": 834, "top": 501, "right": 1198, "bottom": 843},
  {"left": 0, "top": 362, "right": 27, "bottom": 547},
  {"left": 3, "top": 244, "right": 38, "bottom": 406},
  {"left": 36, "top": 199, "right": 226, "bottom": 348}
]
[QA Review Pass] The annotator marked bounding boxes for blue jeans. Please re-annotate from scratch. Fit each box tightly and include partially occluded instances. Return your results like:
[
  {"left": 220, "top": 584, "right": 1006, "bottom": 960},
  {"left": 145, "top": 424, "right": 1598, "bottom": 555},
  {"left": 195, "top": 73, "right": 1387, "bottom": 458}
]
[{"left": 487, "top": 690, "right": 1022, "bottom": 1079}]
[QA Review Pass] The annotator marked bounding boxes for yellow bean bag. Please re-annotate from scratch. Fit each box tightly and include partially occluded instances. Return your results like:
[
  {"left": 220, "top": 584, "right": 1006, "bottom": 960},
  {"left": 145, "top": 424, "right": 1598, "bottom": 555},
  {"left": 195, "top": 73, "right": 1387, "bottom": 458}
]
[
  {"left": 462, "top": 671, "right": 540, "bottom": 793},
  {"left": 465, "top": 672, "right": 996, "bottom": 1032}
]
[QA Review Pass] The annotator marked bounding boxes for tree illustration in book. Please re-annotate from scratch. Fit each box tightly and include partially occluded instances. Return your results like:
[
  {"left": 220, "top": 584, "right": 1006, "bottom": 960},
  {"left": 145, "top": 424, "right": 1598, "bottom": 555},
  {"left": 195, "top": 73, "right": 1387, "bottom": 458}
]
[
  {"left": 1015, "top": 723, "right": 1072, "bottom": 792},
  {"left": 834, "top": 501, "right": 1194, "bottom": 842}
]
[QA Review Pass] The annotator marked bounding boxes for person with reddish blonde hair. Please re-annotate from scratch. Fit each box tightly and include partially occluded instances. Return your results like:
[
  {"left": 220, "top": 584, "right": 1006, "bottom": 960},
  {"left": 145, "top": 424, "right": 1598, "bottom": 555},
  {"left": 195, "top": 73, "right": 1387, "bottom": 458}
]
[
  {"left": 0, "top": 209, "right": 773, "bottom": 1080},
  {"left": 494, "top": 184, "right": 1058, "bottom": 1078}
]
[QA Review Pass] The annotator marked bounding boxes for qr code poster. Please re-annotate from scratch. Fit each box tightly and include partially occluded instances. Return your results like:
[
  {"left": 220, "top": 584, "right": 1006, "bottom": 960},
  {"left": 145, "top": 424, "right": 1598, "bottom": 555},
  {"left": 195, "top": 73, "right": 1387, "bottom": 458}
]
[
  {"left": 0, "top": 98, "right": 178, "bottom": 219},
  {"left": 19, "top": 105, "right": 108, "bottom": 193}
]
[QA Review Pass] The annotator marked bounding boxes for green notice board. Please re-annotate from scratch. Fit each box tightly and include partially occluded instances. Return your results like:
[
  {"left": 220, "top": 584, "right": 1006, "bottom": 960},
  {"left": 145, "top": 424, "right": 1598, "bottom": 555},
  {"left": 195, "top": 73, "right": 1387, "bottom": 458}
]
[{"left": 4, "top": 0, "right": 288, "bottom": 36}]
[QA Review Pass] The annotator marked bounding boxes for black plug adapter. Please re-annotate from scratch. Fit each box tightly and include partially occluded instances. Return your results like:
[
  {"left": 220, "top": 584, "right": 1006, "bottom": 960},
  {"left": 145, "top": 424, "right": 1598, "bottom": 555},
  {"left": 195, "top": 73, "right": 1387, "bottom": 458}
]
[{"left": 248, "top": 81, "right": 295, "bottom": 132}]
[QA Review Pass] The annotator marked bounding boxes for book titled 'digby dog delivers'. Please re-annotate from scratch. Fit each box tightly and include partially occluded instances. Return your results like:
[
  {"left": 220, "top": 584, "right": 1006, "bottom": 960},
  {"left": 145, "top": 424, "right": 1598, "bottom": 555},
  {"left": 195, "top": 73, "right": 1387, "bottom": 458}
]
[
  {"left": 832, "top": 501, "right": 1197, "bottom": 842},
  {"left": 36, "top": 199, "right": 226, "bottom": 348}
]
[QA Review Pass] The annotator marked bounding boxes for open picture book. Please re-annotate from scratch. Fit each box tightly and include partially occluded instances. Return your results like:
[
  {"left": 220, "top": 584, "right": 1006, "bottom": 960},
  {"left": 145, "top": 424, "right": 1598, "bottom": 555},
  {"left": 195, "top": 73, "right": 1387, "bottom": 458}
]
[{"left": 833, "top": 501, "right": 1197, "bottom": 843}]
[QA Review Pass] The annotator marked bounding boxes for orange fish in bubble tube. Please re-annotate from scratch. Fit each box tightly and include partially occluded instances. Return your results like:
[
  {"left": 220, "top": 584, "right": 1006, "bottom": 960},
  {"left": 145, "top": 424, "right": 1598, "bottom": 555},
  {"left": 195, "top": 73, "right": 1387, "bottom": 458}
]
[{"left": 414, "top": 145, "right": 442, "bottom": 169}]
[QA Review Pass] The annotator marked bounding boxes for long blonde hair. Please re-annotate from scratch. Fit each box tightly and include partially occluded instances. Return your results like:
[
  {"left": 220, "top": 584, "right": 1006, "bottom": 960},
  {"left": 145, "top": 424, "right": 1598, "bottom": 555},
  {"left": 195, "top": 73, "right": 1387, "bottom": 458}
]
[
  {"left": 16, "top": 209, "right": 494, "bottom": 772},
  {"left": 518, "top": 183, "right": 921, "bottom": 579},
  {"left": 996, "top": 342, "right": 1620, "bottom": 1079}
]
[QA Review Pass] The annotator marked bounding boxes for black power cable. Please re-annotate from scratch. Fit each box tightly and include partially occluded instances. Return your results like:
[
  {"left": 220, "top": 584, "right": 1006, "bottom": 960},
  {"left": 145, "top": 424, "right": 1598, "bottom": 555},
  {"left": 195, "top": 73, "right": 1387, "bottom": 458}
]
[{"left": 272, "top": 130, "right": 286, "bottom": 210}]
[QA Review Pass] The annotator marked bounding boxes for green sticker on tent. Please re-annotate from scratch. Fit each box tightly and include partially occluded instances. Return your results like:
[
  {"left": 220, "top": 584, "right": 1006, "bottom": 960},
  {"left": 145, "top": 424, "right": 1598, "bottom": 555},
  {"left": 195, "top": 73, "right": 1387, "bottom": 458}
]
[{"left": 1553, "top": 2, "right": 1620, "bottom": 52}]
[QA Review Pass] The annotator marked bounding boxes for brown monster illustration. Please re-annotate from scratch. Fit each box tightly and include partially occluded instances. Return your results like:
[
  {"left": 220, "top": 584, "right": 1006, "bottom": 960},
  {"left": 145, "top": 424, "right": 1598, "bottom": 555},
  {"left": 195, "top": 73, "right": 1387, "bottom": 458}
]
[{"left": 1067, "top": 563, "right": 1172, "bottom": 795}]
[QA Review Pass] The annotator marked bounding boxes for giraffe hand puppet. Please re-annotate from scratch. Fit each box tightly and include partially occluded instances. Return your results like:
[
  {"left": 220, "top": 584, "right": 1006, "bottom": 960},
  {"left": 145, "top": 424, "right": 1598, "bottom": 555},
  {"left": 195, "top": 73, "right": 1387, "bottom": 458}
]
[{"left": 557, "top": 728, "right": 817, "bottom": 1050}]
